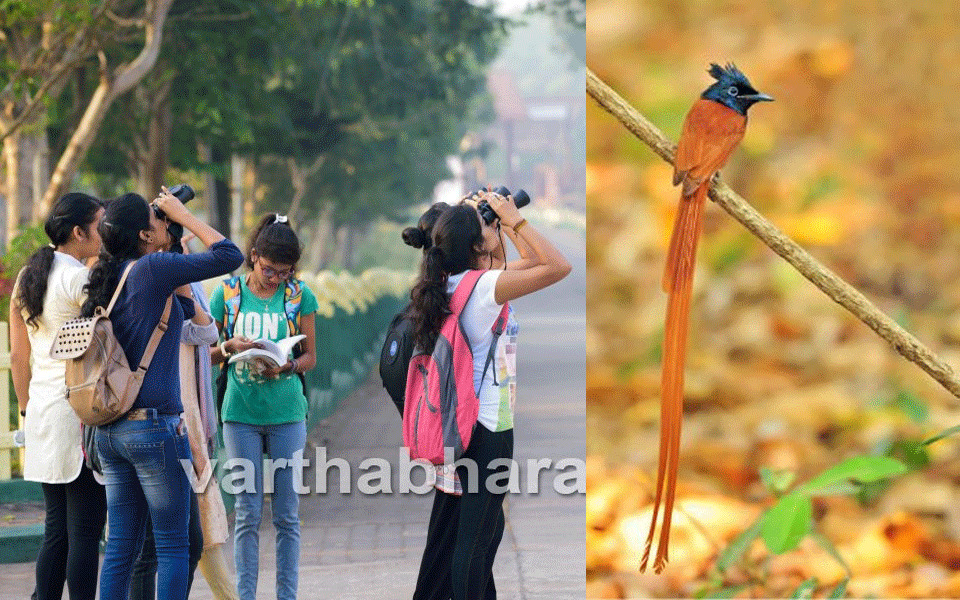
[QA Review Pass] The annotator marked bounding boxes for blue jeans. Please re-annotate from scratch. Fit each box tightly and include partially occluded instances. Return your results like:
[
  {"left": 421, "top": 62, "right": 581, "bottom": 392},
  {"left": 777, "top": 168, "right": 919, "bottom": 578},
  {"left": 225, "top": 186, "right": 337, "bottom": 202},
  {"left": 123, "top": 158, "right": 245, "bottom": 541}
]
[
  {"left": 222, "top": 420, "right": 307, "bottom": 600},
  {"left": 129, "top": 491, "right": 203, "bottom": 600},
  {"left": 96, "top": 411, "right": 193, "bottom": 600}
]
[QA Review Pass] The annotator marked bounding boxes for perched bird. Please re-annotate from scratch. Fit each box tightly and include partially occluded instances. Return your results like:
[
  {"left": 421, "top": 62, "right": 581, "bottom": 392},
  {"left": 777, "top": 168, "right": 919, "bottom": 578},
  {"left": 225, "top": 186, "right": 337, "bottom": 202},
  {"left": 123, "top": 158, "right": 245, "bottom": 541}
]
[{"left": 640, "top": 63, "right": 772, "bottom": 573}]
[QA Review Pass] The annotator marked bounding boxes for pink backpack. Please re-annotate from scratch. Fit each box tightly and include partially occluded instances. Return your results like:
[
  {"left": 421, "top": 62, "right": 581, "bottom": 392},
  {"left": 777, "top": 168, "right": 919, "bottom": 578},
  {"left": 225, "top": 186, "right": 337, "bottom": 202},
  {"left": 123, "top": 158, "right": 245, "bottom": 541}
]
[{"left": 403, "top": 270, "right": 510, "bottom": 465}]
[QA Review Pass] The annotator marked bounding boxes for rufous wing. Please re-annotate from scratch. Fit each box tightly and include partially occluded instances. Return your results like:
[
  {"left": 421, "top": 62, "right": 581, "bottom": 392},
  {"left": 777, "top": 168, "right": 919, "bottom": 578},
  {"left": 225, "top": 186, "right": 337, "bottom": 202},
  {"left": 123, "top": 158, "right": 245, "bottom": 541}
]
[{"left": 673, "top": 99, "right": 747, "bottom": 197}]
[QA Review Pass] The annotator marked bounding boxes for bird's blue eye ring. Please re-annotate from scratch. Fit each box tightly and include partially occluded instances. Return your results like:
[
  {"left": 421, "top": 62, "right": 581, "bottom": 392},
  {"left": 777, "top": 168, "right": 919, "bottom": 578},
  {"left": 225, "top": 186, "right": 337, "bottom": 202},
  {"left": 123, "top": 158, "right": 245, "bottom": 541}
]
[{"left": 727, "top": 86, "right": 739, "bottom": 96}]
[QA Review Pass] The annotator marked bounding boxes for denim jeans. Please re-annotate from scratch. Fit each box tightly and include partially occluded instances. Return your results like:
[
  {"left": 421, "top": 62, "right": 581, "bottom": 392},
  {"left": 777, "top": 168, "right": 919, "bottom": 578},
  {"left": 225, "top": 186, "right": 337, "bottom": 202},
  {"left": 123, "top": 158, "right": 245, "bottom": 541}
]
[
  {"left": 96, "top": 410, "right": 193, "bottom": 600},
  {"left": 129, "top": 490, "right": 203, "bottom": 600},
  {"left": 222, "top": 420, "right": 307, "bottom": 600}
]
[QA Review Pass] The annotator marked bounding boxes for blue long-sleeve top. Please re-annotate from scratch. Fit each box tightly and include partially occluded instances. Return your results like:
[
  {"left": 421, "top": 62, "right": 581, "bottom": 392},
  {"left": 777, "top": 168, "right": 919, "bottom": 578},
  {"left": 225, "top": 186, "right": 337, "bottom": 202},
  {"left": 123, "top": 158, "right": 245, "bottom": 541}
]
[{"left": 111, "top": 239, "right": 244, "bottom": 415}]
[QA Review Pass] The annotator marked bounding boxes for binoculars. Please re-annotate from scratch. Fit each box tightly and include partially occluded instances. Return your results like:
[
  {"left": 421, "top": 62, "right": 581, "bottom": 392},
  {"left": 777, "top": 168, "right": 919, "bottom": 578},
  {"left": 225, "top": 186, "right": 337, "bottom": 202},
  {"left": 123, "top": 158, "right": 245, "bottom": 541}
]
[
  {"left": 472, "top": 186, "right": 531, "bottom": 225},
  {"left": 154, "top": 183, "right": 195, "bottom": 253}
]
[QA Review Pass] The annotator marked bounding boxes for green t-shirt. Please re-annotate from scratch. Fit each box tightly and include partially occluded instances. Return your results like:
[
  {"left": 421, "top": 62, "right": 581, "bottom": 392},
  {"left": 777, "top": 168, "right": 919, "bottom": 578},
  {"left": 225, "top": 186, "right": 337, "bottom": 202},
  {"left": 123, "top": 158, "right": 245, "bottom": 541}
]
[{"left": 209, "top": 276, "right": 318, "bottom": 425}]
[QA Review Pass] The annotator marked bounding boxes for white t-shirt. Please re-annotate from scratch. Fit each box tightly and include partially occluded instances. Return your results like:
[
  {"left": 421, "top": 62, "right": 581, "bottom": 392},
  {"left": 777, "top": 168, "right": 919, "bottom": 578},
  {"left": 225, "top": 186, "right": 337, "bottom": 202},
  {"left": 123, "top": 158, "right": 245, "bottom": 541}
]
[
  {"left": 446, "top": 270, "right": 519, "bottom": 432},
  {"left": 17, "top": 252, "right": 89, "bottom": 483}
]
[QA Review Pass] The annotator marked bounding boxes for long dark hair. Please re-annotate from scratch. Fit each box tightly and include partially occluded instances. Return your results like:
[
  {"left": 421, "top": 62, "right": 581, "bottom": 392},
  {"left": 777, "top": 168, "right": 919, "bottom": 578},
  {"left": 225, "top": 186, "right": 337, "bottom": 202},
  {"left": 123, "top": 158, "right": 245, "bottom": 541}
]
[
  {"left": 81, "top": 193, "right": 151, "bottom": 317},
  {"left": 245, "top": 214, "right": 301, "bottom": 270},
  {"left": 407, "top": 205, "right": 483, "bottom": 353},
  {"left": 402, "top": 202, "right": 450, "bottom": 251},
  {"left": 16, "top": 193, "right": 102, "bottom": 327}
]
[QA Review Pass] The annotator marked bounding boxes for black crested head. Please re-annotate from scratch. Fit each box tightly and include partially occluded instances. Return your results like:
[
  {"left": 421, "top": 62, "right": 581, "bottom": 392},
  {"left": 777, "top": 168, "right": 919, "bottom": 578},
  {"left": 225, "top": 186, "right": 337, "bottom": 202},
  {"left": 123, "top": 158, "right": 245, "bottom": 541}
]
[{"left": 701, "top": 62, "right": 773, "bottom": 116}]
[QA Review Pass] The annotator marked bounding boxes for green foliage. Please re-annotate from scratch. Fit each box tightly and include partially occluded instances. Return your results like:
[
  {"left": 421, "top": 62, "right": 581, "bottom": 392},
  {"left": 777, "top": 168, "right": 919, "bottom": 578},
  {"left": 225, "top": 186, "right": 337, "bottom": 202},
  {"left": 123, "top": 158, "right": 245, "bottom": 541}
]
[
  {"left": 702, "top": 455, "right": 905, "bottom": 598},
  {"left": 800, "top": 456, "right": 907, "bottom": 493},
  {"left": 716, "top": 517, "right": 761, "bottom": 573},
  {"left": 790, "top": 577, "right": 819, "bottom": 599},
  {"left": 759, "top": 466, "right": 796, "bottom": 496},
  {"left": 761, "top": 493, "right": 812, "bottom": 553},
  {"left": 0, "top": 224, "right": 46, "bottom": 321},
  {"left": 924, "top": 424, "right": 960, "bottom": 446}
]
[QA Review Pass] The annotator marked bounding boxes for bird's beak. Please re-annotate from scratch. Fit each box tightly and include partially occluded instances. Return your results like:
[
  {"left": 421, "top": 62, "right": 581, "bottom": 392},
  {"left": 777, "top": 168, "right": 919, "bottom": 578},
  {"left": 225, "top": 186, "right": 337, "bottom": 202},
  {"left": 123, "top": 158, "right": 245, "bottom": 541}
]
[{"left": 743, "top": 92, "right": 774, "bottom": 102}]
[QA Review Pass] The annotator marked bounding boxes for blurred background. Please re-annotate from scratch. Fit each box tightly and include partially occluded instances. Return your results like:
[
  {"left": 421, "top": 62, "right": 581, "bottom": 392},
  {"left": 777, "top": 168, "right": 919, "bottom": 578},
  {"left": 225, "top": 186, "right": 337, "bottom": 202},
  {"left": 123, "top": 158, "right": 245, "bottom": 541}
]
[{"left": 587, "top": 0, "right": 960, "bottom": 597}]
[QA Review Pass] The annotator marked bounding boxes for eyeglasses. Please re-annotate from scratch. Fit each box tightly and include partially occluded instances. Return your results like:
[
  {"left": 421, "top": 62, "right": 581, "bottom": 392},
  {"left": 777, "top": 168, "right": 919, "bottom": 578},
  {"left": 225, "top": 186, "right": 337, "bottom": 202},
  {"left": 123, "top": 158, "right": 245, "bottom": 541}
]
[{"left": 257, "top": 258, "right": 294, "bottom": 280}]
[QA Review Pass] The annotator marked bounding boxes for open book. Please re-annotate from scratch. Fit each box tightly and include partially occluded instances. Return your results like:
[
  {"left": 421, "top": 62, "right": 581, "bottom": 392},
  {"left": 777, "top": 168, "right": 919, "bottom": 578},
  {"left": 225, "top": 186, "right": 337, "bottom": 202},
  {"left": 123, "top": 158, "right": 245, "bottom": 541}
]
[{"left": 227, "top": 334, "right": 306, "bottom": 371}]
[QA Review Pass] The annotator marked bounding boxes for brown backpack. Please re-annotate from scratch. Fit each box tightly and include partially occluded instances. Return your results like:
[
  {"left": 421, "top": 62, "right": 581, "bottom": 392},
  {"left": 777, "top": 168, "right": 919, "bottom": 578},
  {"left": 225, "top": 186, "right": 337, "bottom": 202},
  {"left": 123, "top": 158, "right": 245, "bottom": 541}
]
[{"left": 49, "top": 261, "right": 172, "bottom": 427}]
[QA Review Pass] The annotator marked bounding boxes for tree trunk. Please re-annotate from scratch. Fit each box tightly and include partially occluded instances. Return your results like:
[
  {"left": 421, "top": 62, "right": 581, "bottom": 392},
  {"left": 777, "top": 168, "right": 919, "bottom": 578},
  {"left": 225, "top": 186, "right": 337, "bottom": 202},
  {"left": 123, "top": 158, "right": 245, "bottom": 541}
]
[
  {"left": 206, "top": 141, "right": 231, "bottom": 236},
  {"left": 331, "top": 224, "right": 350, "bottom": 268},
  {"left": 30, "top": 132, "right": 49, "bottom": 222},
  {"left": 287, "top": 155, "right": 324, "bottom": 225},
  {"left": 345, "top": 223, "right": 368, "bottom": 271},
  {"left": 230, "top": 155, "right": 245, "bottom": 247},
  {"left": 140, "top": 80, "right": 173, "bottom": 198},
  {"left": 4, "top": 132, "right": 21, "bottom": 248},
  {"left": 39, "top": 0, "right": 175, "bottom": 214},
  {"left": 309, "top": 203, "right": 334, "bottom": 270}
]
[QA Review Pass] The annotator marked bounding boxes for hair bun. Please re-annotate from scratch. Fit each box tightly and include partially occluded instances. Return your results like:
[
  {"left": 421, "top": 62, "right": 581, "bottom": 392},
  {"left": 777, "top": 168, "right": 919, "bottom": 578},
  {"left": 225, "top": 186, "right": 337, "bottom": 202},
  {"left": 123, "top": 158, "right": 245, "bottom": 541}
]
[{"left": 402, "top": 226, "right": 429, "bottom": 249}]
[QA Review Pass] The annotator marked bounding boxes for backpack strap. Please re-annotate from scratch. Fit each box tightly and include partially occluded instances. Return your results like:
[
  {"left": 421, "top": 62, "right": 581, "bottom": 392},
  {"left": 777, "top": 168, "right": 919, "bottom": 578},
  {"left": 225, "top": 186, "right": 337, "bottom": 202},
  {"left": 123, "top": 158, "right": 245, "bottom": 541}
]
[
  {"left": 222, "top": 276, "right": 242, "bottom": 340},
  {"left": 448, "top": 270, "right": 486, "bottom": 315},
  {"left": 479, "top": 302, "right": 510, "bottom": 389},
  {"left": 283, "top": 279, "right": 303, "bottom": 336},
  {"left": 136, "top": 295, "right": 174, "bottom": 374},
  {"left": 104, "top": 261, "right": 138, "bottom": 316},
  {"left": 450, "top": 270, "right": 509, "bottom": 393}
]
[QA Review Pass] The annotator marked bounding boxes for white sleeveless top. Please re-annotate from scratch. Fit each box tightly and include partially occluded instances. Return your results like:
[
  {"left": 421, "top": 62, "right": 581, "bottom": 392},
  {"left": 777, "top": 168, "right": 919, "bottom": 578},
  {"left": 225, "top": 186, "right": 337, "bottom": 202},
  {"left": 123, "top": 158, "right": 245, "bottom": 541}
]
[{"left": 19, "top": 252, "right": 89, "bottom": 483}]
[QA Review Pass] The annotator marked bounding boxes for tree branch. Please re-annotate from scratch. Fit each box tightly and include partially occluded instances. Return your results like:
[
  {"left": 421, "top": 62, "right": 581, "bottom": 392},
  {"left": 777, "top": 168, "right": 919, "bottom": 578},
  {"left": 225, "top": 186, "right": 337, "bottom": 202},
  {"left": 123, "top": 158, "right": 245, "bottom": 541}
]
[{"left": 586, "top": 66, "right": 960, "bottom": 400}]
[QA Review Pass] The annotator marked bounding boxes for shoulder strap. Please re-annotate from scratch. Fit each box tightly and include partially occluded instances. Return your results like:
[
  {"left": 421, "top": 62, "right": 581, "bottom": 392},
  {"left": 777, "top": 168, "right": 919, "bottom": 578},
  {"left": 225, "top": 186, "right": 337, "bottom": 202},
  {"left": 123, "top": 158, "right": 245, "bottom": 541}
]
[
  {"left": 479, "top": 302, "right": 510, "bottom": 388},
  {"left": 448, "top": 270, "right": 485, "bottom": 315},
  {"left": 222, "top": 276, "right": 242, "bottom": 339},
  {"left": 105, "top": 261, "right": 138, "bottom": 315},
  {"left": 284, "top": 279, "right": 303, "bottom": 335},
  {"left": 136, "top": 295, "right": 174, "bottom": 373}
]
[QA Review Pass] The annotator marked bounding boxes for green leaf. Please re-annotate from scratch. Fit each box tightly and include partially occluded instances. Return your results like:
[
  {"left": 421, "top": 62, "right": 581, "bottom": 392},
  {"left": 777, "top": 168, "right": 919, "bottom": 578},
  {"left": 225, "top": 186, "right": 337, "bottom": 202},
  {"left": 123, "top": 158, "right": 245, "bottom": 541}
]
[
  {"left": 805, "top": 482, "right": 860, "bottom": 497},
  {"left": 791, "top": 578, "right": 818, "bottom": 599},
  {"left": 761, "top": 493, "right": 812, "bottom": 554},
  {"left": 893, "top": 390, "right": 928, "bottom": 424},
  {"left": 801, "top": 456, "right": 907, "bottom": 493},
  {"left": 828, "top": 578, "right": 849, "bottom": 599},
  {"left": 715, "top": 584, "right": 750, "bottom": 599},
  {"left": 716, "top": 517, "right": 762, "bottom": 573},
  {"left": 760, "top": 467, "right": 797, "bottom": 496},
  {"left": 890, "top": 440, "right": 930, "bottom": 470},
  {"left": 924, "top": 425, "right": 960, "bottom": 446}
]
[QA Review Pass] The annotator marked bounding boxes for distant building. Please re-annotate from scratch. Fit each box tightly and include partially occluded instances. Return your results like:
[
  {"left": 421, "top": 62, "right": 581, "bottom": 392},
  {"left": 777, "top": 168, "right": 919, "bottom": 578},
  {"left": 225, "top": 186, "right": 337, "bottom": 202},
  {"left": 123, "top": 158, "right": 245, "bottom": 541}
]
[{"left": 466, "top": 69, "right": 585, "bottom": 210}]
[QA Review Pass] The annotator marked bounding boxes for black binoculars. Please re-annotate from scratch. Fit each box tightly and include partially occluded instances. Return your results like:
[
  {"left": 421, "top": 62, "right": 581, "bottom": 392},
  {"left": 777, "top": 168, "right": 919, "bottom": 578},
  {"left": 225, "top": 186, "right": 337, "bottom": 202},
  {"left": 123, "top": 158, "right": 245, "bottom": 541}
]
[
  {"left": 472, "top": 186, "right": 531, "bottom": 225},
  {"left": 154, "top": 184, "right": 195, "bottom": 253}
]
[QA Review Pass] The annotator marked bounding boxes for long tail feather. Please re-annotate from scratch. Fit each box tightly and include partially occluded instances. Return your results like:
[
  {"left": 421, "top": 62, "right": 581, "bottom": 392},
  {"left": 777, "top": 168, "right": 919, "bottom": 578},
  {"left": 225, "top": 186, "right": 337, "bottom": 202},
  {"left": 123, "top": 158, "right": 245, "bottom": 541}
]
[{"left": 641, "top": 184, "right": 707, "bottom": 573}]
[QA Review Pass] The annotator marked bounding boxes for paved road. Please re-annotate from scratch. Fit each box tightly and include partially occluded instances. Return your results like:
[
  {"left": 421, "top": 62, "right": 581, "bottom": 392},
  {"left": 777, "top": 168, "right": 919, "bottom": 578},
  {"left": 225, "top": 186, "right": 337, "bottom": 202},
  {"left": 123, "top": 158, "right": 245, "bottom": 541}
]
[{"left": 0, "top": 224, "right": 585, "bottom": 599}]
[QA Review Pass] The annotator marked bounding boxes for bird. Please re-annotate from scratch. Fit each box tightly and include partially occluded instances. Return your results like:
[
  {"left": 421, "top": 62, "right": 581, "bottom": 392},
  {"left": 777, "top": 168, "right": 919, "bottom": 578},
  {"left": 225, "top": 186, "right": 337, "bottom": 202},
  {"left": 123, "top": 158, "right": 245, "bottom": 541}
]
[{"left": 640, "top": 63, "right": 773, "bottom": 573}]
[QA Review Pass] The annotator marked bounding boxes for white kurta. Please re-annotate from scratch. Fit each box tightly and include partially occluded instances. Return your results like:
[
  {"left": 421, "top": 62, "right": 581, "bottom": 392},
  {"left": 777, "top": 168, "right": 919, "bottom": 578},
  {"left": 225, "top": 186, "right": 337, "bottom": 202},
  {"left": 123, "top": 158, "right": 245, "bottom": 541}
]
[{"left": 20, "top": 252, "right": 89, "bottom": 483}]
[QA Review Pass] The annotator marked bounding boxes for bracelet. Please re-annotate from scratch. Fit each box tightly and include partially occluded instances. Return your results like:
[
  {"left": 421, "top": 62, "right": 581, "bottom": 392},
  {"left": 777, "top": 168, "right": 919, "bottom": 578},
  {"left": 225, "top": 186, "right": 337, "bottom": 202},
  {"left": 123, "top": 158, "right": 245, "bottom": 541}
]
[
  {"left": 290, "top": 358, "right": 299, "bottom": 374},
  {"left": 512, "top": 218, "right": 528, "bottom": 234},
  {"left": 219, "top": 341, "right": 232, "bottom": 358}
]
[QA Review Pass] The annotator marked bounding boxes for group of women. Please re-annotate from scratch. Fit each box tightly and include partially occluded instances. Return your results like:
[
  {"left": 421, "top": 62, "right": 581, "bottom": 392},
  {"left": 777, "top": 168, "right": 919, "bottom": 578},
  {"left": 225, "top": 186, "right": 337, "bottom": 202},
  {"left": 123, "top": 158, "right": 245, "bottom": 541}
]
[{"left": 10, "top": 186, "right": 569, "bottom": 600}]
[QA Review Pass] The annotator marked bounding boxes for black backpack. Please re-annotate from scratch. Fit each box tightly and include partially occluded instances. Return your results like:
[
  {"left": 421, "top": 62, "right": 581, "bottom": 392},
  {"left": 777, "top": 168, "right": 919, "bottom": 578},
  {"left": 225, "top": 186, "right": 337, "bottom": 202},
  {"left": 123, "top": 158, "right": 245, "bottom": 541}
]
[{"left": 379, "top": 306, "right": 414, "bottom": 415}]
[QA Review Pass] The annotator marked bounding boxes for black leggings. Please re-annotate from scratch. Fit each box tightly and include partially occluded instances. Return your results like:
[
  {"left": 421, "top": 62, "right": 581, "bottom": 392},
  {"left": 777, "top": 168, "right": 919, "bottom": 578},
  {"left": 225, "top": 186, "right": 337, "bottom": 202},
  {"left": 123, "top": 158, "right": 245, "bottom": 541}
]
[
  {"left": 413, "top": 424, "right": 513, "bottom": 600},
  {"left": 34, "top": 464, "right": 107, "bottom": 600},
  {"left": 129, "top": 490, "right": 203, "bottom": 600}
]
